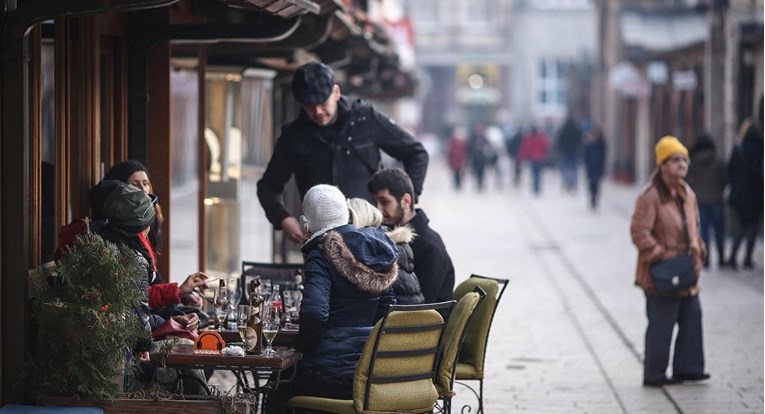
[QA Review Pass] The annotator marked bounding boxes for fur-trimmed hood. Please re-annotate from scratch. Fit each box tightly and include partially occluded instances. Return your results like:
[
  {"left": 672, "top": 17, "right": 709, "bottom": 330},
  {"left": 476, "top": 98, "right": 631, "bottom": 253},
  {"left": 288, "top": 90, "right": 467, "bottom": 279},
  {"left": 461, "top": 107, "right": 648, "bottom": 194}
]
[
  {"left": 385, "top": 224, "right": 416, "bottom": 244},
  {"left": 319, "top": 227, "right": 399, "bottom": 294}
]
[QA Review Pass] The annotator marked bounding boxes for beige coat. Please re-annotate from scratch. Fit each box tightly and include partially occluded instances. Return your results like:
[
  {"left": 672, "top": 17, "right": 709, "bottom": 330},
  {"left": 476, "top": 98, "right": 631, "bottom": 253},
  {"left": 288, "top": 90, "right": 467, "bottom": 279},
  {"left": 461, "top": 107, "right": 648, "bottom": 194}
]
[{"left": 630, "top": 178, "right": 706, "bottom": 294}]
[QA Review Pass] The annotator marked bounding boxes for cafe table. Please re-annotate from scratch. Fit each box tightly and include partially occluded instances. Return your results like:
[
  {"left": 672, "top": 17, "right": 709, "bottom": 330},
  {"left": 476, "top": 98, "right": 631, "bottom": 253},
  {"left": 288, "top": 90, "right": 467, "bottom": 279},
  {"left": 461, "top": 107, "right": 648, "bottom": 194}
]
[{"left": 157, "top": 343, "right": 301, "bottom": 408}]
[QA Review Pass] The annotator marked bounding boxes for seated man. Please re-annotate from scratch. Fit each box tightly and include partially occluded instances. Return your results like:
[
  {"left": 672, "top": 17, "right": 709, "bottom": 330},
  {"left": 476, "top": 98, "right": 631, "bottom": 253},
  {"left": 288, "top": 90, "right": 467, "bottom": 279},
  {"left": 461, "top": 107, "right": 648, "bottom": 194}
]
[{"left": 367, "top": 168, "right": 455, "bottom": 303}]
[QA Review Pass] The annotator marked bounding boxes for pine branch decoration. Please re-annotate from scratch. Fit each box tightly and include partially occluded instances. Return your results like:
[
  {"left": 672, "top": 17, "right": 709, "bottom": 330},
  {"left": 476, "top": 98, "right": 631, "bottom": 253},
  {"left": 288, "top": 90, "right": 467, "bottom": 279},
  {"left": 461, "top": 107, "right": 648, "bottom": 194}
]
[{"left": 27, "top": 226, "right": 149, "bottom": 399}]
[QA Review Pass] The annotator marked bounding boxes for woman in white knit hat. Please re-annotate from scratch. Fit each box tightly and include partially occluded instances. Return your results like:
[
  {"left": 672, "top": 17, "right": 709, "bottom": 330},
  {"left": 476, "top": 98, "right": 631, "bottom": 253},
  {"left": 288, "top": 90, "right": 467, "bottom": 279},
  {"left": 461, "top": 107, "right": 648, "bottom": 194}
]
[{"left": 291, "top": 184, "right": 398, "bottom": 401}]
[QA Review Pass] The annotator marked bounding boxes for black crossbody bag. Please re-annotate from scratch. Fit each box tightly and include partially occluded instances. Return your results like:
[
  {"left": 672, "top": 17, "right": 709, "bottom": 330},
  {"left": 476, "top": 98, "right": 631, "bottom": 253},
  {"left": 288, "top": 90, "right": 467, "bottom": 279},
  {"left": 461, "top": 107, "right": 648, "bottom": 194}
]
[{"left": 649, "top": 200, "right": 697, "bottom": 294}]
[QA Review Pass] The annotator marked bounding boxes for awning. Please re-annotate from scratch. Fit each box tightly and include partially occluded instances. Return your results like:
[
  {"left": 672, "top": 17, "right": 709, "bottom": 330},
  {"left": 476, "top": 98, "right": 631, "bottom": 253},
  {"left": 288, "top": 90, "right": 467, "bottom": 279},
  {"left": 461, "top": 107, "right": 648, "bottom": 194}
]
[{"left": 620, "top": 9, "right": 707, "bottom": 58}]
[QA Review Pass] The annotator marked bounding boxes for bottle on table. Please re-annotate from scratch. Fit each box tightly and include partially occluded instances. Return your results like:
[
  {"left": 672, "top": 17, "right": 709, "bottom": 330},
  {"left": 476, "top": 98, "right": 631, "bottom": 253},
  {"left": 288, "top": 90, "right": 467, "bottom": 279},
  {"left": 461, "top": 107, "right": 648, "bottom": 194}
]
[
  {"left": 245, "top": 278, "right": 263, "bottom": 354},
  {"left": 214, "top": 279, "right": 228, "bottom": 332}
]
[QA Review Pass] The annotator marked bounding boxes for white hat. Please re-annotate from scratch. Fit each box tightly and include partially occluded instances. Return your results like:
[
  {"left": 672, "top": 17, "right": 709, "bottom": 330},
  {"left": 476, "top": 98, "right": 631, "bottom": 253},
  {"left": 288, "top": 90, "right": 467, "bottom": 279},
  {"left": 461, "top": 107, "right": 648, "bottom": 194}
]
[{"left": 301, "top": 184, "right": 349, "bottom": 243}]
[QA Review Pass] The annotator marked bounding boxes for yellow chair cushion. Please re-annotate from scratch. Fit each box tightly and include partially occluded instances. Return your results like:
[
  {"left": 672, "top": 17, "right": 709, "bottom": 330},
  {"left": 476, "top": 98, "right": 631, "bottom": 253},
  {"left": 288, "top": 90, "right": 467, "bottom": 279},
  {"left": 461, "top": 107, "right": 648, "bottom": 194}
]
[
  {"left": 455, "top": 361, "right": 483, "bottom": 380},
  {"left": 436, "top": 292, "right": 481, "bottom": 394},
  {"left": 453, "top": 277, "right": 501, "bottom": 379},
  {"left": 287, "top": 395, "right": 355, "bottom": 414}
]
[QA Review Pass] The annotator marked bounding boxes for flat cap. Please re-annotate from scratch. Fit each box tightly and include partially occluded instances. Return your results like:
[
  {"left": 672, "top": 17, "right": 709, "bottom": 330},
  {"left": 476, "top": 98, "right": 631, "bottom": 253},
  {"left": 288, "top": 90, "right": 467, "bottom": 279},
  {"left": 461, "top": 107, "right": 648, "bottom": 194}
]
[{"left": 292, "top": 61, "right": 335, "bottom": 104}]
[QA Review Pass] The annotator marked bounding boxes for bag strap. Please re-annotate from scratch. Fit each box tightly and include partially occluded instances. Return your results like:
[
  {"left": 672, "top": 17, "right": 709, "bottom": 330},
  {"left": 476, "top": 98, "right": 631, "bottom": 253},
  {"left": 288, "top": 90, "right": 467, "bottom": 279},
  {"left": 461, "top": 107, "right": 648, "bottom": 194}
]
[{"left": 675, "top": 195, "right": 691, "bottom": 254}]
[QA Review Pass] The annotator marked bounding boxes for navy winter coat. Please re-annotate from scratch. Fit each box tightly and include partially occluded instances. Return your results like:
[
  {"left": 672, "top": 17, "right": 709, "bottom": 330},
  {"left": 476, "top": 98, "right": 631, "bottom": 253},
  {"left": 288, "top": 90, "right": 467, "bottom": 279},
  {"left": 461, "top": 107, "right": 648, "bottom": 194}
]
[{"left": 297, "top": 224, "right": 398, "bottom": 379}]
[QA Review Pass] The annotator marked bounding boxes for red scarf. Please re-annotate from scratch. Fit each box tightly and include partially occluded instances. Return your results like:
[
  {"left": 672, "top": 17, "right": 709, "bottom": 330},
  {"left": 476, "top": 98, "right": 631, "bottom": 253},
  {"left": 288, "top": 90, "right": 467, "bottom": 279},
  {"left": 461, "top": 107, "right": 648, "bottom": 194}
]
[{"left": 137, "top": 232, "right": 157, "bottom": 272}]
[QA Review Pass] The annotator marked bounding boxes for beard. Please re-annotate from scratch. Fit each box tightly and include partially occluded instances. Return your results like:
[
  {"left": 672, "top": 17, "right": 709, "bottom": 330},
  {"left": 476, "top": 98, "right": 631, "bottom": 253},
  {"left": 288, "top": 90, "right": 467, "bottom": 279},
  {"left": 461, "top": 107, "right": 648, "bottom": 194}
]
[{"left": 383, "top": 204, "right": 406, "bottom": 227}]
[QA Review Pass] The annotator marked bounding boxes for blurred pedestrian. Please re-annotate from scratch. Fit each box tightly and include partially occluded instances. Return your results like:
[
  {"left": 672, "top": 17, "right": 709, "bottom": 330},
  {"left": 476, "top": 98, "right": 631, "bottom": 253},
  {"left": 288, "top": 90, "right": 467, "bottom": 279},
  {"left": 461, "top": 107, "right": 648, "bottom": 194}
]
[
  {"left": 726, "top": 121, "right": 764, "bottom": 269},
  {"left": 518, "top": 125, "right": 550, "bottom": 196},
  {"left": 468, "top": 122, "right": 495, "bottom": 192},
  {"left": 583, "top": 125, "right": 606, "bottom": 210},
  {"left": 505, "top": 124, "right": 527, "bottom": 188},
  {"left": 446, "top": 126, "right": 469, "bottom": 190},
  {"left": 257, "top": 61, "right": 428, "bottom": 244},
  {"left": 686, "top": 132, "right": 728, "bottom": 268},
  {"left": 556, "top": 115, "right": 583, "bottom": 193},
  {"left": 630, "top": 136, "right": 709, "bottom": 387}
]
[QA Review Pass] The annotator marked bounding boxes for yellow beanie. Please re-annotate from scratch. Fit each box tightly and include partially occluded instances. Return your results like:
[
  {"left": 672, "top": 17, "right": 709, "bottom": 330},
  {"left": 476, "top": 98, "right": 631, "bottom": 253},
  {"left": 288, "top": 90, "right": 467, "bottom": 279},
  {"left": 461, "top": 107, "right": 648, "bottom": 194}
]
[{"left": 654, "top": 135, "right": 688, "bottom": 166}]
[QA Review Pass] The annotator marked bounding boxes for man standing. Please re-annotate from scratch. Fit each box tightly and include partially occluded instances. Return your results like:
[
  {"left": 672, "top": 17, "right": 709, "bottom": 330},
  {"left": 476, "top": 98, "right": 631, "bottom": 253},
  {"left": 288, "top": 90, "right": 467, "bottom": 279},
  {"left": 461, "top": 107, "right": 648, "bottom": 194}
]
[
  {"left": 257, "top": 61, "right": 429, "bottom": 243},
  {"left": 367, "top": 168, "right": 454, "bottom": 303}
]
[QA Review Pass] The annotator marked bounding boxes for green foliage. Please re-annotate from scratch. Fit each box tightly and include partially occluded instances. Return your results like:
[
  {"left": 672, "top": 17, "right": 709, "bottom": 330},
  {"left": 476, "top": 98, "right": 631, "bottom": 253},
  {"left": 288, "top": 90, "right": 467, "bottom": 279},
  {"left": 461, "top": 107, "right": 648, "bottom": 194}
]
[{"left": 26, "top": 227, "right": 150, "bottom": 399}]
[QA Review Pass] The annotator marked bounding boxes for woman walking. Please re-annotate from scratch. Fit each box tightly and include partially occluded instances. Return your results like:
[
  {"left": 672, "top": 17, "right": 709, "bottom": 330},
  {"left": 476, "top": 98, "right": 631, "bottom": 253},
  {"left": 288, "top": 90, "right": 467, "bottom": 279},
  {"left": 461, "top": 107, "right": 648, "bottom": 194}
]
[{"left": 630, "top": 136, "right": 709, "bottom": 387}]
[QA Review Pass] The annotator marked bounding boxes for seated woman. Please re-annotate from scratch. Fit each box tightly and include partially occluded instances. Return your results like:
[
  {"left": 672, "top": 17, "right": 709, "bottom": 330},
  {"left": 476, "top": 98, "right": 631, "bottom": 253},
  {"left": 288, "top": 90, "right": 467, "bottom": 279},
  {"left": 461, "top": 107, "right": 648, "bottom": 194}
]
[
  {"left": 348, "top": 197, "right": 424, "bottom": 305},
  {"left": 88, "top": 172, "right": 208, "bottom": 314},
  {"left": 101, "top": 182, "right": 207, "bottom": 394},
  {"left": 293, "top": 185, "right": 398, "bottom": 399}
]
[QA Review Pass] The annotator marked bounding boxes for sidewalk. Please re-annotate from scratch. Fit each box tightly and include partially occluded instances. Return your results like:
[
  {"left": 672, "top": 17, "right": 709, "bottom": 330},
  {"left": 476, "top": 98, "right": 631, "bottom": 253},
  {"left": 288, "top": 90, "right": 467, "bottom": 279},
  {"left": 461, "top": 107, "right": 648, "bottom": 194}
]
[{"left": 421, "top": 159, "right": 763, "bottom": 414}]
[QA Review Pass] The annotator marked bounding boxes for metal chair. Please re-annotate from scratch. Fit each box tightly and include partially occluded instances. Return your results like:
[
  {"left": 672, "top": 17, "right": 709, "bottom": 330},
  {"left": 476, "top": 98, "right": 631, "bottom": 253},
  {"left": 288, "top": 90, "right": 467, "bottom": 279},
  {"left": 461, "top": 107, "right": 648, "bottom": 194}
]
[
  {"left": 287, "top": 301, "right": 455, "bottom": 414},
  {"left": 435, "top": 287, "right": 486, "bottom": 414},
  {"left": 452, "top": 274, "right": 509, "bottom": 414}
]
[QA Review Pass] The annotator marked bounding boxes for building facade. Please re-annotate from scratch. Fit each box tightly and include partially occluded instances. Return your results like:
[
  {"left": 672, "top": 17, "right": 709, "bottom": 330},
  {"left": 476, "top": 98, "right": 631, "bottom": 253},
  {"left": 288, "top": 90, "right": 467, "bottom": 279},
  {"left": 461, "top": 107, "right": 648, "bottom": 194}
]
[{"left": 405, "top": 0, "right": 595, "bottom": 143}]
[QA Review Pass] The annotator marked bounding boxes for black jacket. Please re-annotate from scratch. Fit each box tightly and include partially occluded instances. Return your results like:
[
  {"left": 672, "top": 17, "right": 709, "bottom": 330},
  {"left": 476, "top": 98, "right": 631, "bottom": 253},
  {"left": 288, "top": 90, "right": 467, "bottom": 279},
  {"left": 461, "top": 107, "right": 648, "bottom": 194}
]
[
  {"left": 407, "top": 209, "right": 455, "bottom": 303},
  {"left": 257, "top": 96, "right": 429, "bottom": 227}
]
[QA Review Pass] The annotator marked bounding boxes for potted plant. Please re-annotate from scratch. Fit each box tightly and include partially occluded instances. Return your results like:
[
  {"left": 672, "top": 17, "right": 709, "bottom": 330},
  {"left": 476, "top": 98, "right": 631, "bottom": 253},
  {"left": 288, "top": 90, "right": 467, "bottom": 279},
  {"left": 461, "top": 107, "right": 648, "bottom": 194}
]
[{"left": 26, "top": 225, "right": 148, "bottom": 399}]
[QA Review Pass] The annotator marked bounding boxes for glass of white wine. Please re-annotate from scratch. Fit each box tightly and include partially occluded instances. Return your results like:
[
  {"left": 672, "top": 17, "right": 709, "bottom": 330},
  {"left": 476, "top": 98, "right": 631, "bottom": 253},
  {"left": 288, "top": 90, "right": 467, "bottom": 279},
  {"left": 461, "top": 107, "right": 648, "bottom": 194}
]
[
  {"left": 261, "top": 306, "right": 280, "bottom": 357},
  {"left": 237, "top": 305, "right": 251, "bottom": 343}
]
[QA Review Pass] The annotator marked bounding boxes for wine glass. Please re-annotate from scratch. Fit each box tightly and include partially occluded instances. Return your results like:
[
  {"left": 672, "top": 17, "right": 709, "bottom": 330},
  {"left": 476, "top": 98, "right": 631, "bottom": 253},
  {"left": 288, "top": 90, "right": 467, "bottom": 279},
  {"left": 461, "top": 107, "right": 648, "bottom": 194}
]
[
  {"left": 213, "top": 289, "right": 229, "bottom": 332},
  {"left": 237, "top": 305, "right": 251, "bottom": 343},
  {"left": 226, "top": 277, "right": 242, "bottom": 329},
  {"left": 261, "top": 306, "right": 281, "bottom": 357}
]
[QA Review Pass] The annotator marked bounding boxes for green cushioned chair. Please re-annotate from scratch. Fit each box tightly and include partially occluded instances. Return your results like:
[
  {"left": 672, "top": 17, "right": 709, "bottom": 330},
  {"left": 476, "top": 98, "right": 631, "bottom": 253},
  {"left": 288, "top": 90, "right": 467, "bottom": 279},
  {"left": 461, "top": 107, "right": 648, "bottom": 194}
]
[
  {"left": 287, "top": 301, "right": 454, "bottom": 414},
  {"left": 435, "top": 287, "right": 486, "bottom": 414},
  {"left": 452, "top": 275, "right": 508, "bottom": 414}
]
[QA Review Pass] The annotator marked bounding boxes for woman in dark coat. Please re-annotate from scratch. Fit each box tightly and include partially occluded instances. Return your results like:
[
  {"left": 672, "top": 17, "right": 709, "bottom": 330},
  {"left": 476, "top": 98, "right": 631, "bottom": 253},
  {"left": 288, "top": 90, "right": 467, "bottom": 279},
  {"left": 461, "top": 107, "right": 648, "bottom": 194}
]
[
  {"left": 583, "top": 126, "right": 606, "bottom": 209},
  {"left": 726, "top": 122, "right": 764, "bottom": 269},
  {"left": 686, "top": 133, "right": 728, "bottom": 268},
  {"left": 294, "top": 185, "right": 398, "bottom": 399}
]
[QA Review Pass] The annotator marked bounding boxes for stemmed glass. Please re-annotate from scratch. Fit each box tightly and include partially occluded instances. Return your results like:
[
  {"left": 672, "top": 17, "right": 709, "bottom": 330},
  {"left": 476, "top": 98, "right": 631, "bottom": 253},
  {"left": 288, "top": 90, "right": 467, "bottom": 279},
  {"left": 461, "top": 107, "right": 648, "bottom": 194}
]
[
  {"left": 261, "top": 305, "right": 281, "bottom": 357},
  {"left": 237, "top": 305, "right": 251, "bottom": 343},
  {"left": 213, "top": 288, "right": 229, "bottom": 332},
  {"left": 226, "top": 277, "right": 242, "bottom": 329}
]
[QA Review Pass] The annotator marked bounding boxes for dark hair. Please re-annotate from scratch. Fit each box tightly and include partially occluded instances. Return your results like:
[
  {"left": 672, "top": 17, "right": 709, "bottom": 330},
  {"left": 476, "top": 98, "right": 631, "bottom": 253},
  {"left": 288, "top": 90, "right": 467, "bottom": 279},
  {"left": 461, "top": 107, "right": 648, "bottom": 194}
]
[
  {"left": 103, "top": 160, "right": 148, "bottom": 183},
  {"left": 689, "top": 132, "right": 715, "bottom": 156},
  {"left": 367, "top": 168, "right": 415, "bottom": 211}
]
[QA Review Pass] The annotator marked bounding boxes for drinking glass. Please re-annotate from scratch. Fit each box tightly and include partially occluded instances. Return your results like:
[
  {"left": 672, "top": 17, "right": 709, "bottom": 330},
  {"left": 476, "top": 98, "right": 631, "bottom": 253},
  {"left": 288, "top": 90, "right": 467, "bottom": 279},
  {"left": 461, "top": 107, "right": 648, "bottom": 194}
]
[
  {"left": 261, "top": 306, "right": 281, "bottom": 357},
  {"left": 237, "top": 305, "right": 251, "bottom": 342},
  {"left": 226, "top": 277, "right": 242, "bottom": 329},
  {"left": 213, "top": 289, "right": 229, "bottom": 332}
]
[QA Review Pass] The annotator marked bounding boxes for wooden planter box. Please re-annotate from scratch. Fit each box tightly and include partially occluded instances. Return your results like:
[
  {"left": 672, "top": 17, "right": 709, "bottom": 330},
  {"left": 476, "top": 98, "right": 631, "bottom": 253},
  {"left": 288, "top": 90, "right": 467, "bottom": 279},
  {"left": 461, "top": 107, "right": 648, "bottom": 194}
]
[{"left": 37, "top": 396, "right": 251, "bottom": 413}]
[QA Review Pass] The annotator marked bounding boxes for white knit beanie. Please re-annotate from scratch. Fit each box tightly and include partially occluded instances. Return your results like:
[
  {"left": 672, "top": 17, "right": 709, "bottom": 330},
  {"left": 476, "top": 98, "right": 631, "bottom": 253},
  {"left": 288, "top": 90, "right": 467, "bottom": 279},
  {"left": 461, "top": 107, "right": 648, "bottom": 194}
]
[{"left": 301, "top": 184, "right": 349, "bottom": 243}]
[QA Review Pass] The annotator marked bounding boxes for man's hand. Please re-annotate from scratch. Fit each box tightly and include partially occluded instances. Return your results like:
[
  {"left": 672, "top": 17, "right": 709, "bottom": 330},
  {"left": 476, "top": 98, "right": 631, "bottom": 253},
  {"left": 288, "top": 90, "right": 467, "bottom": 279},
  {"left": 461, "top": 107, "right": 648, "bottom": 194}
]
[
  {"left": 281, "top": 216, "right": 305, "bottom": 244},
  {"left": 179, "top": 272, "right": 208, "bottom": 299},
  {"left": 172, "top": 313, "right": 200, "bottom": 332}
]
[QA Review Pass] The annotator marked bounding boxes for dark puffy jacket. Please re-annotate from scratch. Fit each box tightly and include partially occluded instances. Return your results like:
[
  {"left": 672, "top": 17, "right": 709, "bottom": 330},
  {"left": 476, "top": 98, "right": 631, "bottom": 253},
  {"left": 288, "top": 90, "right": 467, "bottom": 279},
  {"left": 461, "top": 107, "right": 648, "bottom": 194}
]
[
  {"left": 386, "top": 225, "right": 424, "bottom": 305},
  {"left": 257, "top": 96, "right": 429, "bottom": 227},
  {"left": 99, "top": 225, "right": 162, "bottom": 352},
  {"left": 297, "top": 224, "right": 398, "bottom": 379}
]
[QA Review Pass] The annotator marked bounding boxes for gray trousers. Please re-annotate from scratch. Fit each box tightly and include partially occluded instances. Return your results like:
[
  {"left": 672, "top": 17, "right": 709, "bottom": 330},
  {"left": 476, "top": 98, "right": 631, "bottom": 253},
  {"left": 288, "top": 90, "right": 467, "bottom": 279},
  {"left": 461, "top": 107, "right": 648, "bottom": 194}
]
[{"left": 644, "top": 294, "right": 705, "bottom": 381}]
